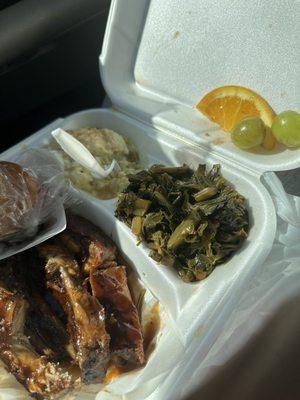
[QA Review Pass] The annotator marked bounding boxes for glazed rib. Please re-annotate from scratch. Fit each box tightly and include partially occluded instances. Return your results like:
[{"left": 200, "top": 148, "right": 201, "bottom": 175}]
[
  {"left": 0, "top": 214, "right": 148, "bottom": 398},
  {"left": 90, "top": 265, "right": 145, "bottom": 365},
  {"left": 24, "top": 291, "right": 70, "bottom": 361},
  {"left": 64, "top": 214, "right": 144, "bottom": 365},
  {"left": 61, "top": 214, "right": 117, "bottom": 274},
  {"left": 38, "top": 244, "right": 110, "bottom": 383},
  {"left": 0, "top": 286, "right": 72, "bottom": 399},
  {"left": 0, "top": 255, "right": 70, "bottom": 361}
]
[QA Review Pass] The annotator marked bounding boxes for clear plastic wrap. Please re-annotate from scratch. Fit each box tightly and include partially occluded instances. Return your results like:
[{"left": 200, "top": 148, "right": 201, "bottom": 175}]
[{"left": 0, "top": 149, "right": 74, "bottom": 260}]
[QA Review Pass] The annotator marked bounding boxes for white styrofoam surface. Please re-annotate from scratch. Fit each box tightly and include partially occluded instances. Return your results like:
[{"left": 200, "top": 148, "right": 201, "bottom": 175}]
[
  {"left": 100, "top": 0, "right": 300, "bottom": 173},
  {"left": 134, "top": 0, "right": 299, "bottom": 110}
]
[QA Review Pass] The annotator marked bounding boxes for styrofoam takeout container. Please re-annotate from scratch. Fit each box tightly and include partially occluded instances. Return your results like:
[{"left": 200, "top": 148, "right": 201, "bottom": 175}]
[{"left": 1, "top": 0, "right": 299, "bottom": 399}]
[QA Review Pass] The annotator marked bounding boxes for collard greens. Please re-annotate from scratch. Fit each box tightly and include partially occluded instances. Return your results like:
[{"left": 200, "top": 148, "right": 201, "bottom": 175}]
[{"left": 115, "top": 164, "right": 249, "bottom": 282}]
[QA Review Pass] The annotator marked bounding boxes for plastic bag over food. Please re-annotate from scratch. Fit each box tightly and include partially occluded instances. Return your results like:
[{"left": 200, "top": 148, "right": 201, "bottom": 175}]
[{"left": 0, "top": 149, "right": 75, "bottom": 260}]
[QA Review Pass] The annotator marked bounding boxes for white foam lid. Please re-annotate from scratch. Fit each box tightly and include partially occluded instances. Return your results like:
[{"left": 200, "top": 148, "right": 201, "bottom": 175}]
[{"left": 100, "top": 0, "right": 300, "bottom": 173}]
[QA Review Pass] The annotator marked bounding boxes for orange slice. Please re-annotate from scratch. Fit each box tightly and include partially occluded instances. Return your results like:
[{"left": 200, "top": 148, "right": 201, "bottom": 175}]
[{"left": 196, "top": 85, "right": 276, "bottom": 132}]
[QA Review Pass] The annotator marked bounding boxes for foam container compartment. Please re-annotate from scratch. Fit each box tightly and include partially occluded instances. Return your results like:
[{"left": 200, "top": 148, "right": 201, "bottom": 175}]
[
  {"left": 1, "top": 0, "right": 299, "bottom": 399},
  {"left": 1, "top": 109, "right": 277, "bottom": 338}
]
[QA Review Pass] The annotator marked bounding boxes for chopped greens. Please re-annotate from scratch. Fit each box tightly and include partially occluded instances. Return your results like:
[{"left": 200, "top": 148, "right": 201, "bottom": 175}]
[{"left": 115, "top": 164, "right": 249, "bottom": 282}]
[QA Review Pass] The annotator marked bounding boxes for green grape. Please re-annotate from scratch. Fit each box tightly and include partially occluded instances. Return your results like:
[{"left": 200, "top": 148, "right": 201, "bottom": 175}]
[
  {"left": 231, "top": 117, "right": 266, "bottom": 150},
  {"left": 271, "top": 110, "right": 300, "bottom": 147}
]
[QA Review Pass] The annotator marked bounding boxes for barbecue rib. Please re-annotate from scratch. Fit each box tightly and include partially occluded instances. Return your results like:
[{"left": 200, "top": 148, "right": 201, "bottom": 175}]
[
  {"left": 0, "top": 255, "right": 70, "bottom": 361},
  {"left": 0, "top": 286, "right": 72, "bottom": 399},
  {"left": 64, "top": 214, "right": 144, "bottom": 365},
  {"left": 0, "top": 214, "right": 148, "bottom": 398},
  {"left": 38, "top": 244, "right": 110, "bottom": 383},
  {"left": 60, "top": 214, "right": 117, "bottom": 275},
  {"left": 24, "top": 291, "right": 70, "bottom": 361},
  {"left": 90, "top": 265, "right": 145, "bottom": 365}
]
